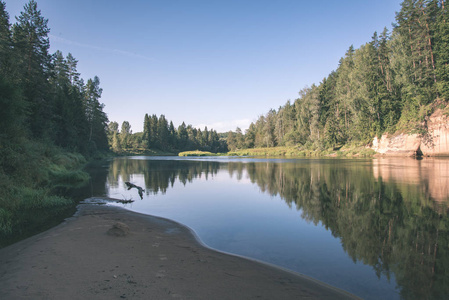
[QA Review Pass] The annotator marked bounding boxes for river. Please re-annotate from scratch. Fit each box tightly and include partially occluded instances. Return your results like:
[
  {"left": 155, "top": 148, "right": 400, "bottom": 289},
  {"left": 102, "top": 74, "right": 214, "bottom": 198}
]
[{"left": 78, "top": 156, "right": 449, "bottom": 300}]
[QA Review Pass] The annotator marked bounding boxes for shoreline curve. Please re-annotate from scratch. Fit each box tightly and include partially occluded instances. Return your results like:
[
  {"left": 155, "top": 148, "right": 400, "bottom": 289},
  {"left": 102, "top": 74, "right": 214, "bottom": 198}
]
[{"left": 0, "top": 200, "right": 360, "bottom": 299}]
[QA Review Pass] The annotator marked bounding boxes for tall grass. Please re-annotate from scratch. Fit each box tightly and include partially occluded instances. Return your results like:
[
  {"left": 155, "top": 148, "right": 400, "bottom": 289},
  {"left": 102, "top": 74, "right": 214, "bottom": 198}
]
[
  {"left": 228, "top": 145, "right": 376, "bottom": 158},
  {"left": 17, "top": 187, "right": 73, "bottom": 209},
  {"left": 178, "top": 150, "right": 222, "bottom": 156},
  {"left": 0, "top": 140, "right": 89, "bottom": 243},
  {"left": 0, "top": 208, "right": 12, "bottom": 234}
]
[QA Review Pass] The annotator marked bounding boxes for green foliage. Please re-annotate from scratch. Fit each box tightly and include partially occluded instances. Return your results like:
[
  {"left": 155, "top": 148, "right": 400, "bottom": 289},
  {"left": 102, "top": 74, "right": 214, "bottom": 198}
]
[
  {"left": 0, "top": 1, "right": 109, "bottom": 157},
  {"left": 0, "top": 1, "right": 113, "bottom": 247},
  {"left": 0, "top": 0, "right": 110, "bottom": 243},
  {"left": 118, "top": 114, "right": 227, "bottom": 155},
  {"left": 17, "top": 187, "right": 73, "bottom": 209},
  {"left": 0, "top": 139, "right": 87, "bottom": 241},
  {"left": 0, "top": 208, "right": 12, "bottom": 234},
  {"left": 228, "top": 0, "right": 449, "bottom": 155},
  {"left": 178, "top": 150, "right": 220, "bottom": 156}
]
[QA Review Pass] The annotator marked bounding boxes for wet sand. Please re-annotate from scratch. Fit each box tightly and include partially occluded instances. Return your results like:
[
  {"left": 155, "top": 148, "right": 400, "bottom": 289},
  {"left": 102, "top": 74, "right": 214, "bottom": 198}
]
[{"left": 0, "top": 202, "right": 359, "bottom": 299}]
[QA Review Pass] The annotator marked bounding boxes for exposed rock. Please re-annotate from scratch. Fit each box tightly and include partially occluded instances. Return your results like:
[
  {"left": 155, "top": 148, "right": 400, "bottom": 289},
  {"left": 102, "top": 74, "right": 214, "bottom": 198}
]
[
  {"left": 372, "top": 133, "right": 421, "bottom": 156},
  {"left": 372, "top": 109, "right": 449, "bottom": 156},
  {"left": 107, "top": 222, "right": 130, "bottom": 237}
]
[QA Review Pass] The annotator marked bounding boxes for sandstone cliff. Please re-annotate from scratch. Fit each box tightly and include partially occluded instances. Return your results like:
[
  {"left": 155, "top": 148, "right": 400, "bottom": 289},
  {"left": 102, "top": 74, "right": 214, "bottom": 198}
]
[{"left": 372, "top": 109, "right": 449, "bottom": 156}]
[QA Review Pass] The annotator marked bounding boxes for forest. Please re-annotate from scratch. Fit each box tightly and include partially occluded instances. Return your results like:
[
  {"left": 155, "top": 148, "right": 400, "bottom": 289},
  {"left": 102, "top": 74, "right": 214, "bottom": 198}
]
[
  {"left": 0, "top": 0, "right": 109, "bottom": 242},
  {"left": 3, "top": 0, "right": 449, "bottom": 159},
  {"left": 2, "top": 0, "right": 449, "bottom": 242},
  {"left": 108, "top": 115, "right": 228, "bottom": 154},
  {"left": 108, "top": 0, "right": 449, "bottom": 155},
  {"left": 227, "top": 0, "right": 449, "bottom": 152},
  {"left": 0, "top": 1, "right": 109, "bottom": 155}
]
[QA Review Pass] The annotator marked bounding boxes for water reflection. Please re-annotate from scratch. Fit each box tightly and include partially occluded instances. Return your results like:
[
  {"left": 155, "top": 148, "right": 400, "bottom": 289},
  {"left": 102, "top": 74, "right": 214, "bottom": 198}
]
[
  {"left": 373, "top": 158, "right": 449, "bottom": 207},
  {"left": 102, "top": 156, "right": 449, "bottom": 300},
  {"left": 108, "top": 157, "right": 220, "bottom": 195}
]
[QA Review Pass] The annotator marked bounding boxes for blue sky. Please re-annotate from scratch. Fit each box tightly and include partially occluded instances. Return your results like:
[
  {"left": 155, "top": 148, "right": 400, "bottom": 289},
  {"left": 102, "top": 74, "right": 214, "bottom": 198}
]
[{"left": 6, "top": 0, "right": 402, "bottom": 133}]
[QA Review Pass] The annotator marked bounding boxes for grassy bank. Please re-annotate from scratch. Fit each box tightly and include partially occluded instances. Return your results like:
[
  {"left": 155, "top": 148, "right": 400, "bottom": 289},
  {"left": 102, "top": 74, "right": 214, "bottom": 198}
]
[
  {"left": 177, "top": 146, "right": 376, "bottom": 158},
  {"left": 228, "top": 145, "right": 376, "bottom": 158},
  {"left": 178, "top": 150, "right": 224, "bottom": 156},
  {"left": 0, "top": 139, "right": 90, "bottom": 247},
  {"left": 114, "top": 147, "right": 176, "bottom": 156}
]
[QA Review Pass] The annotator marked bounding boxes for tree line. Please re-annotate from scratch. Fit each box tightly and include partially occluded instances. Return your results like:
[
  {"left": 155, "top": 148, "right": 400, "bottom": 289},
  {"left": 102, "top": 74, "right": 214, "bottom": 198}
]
[
  {"left": 0, "top": 0, "right": 108, "bottom": 156},
  {"left": 108, "top": 115, "right": 227, "bottom": 154},
  {"left": 227, "top": 0, "right": 449, "bottom": 151}
]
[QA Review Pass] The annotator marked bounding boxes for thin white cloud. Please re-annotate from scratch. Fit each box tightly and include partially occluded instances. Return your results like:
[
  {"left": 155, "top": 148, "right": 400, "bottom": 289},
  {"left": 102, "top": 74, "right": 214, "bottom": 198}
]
[
  {"left": 49, "top": 34, "right": 155, "bottom": 62},
  {"left": 195, "top": 119, "right": 252, "bottom": 133}
]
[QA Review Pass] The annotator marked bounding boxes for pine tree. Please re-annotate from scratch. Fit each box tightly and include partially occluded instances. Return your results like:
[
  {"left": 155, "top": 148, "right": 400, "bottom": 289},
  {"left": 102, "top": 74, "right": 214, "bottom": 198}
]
[
  {"left": 112, "top": 131, "right": 122, "bottom": 153},
  {"left": 12, "top": 0, "right": 52, "bottom": 138},
  {"left": 227, "top": 130, "right": 237, "bottom": 151},
  {"left": 47, "top": 51, "right": 90, "bottom": 152},
  {"left": 335, "top": 45, "right": 355, "bottom": 141},
  {"left": 0, "top": 1, "right": 12, "bottom": 76},
  {"left": 263, "top": 109, "right": 276, "bottom": 147},
  {"left": 244, "top": 123, "right": 256, "bottom": 148},
  {"left": 120, "top": 121, "right": 132, "bottom": 149},
  {"left": 149, "top": 114, "right": 158, "bottom": 148},
  {"left": 85, "top": 76, "right": 108, "bottom": 152},
  {"left": 435, "top": 0, "right": 449, "bottom": 100},
  {"left": 143, "top": 113, "right": 150, "bottom": 148},
  {"left": 294, "top": 86, "right": 320, "bottom": 144},
  {"left": 394, "top": 0, "right": 438, "bottom": 116},
  {"left": 0, "top": 1, "right": 25, "bottom": 140},
  {"left": 168, "top": 121, "right": 176, "bottom": 148},
  {"left": 51, "top": 50, "right": 71, "bottom": 146},
  {"left": 66, "top": 53, "right": 81, "bottom": 87},
  {"left": 177, "top": 122, "right": 188, "bottom": 150},
  {"left": 157, "top": 115, "right": 169, "bottom": 148}
]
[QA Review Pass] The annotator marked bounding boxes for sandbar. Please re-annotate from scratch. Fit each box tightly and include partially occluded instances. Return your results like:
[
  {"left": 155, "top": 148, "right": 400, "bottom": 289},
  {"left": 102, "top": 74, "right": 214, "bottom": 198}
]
[{"left": 0, "top": 201, "right": 359, "bottom": 299}]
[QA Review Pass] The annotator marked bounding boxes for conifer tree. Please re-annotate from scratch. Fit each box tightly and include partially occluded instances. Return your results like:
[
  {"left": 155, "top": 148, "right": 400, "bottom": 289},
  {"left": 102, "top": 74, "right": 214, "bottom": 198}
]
[
  {"left": 120, "top": 121, "right": 131, "bottom": 149},
  {"left": 0, "top": 1, "right": 12, "bottom": 76},
  {"left": 66, "top": 53, "right": 81, "bottom": 87},
  {"left": 12, "top": 0, "right": 52, "bottom": 138},
  {"left": 143, "top": 114, "right": 150, "bottom": 148},
  {"left": 157, "top": 115, "right": 169, "bottom": 148},
  {"left": 150, "top": 114, "right": 158, "bottom": 147},
  {"left": 177, "top": 122, "right": 188, "bottom": 149},
  {"left": 168, "top": 121, "right": 176, "bottom": 148},
  {"left": 394, "top": 0, "right": 438, "bottom": 115},
  {"left": 434, "top": 0, "right": 449, "bottom": 100},
  {"left": 85, "top": 76, "right": 108, "bottom": 152},
  {"left": 0, "top": 1, "right": 25, "bottom": 140}
]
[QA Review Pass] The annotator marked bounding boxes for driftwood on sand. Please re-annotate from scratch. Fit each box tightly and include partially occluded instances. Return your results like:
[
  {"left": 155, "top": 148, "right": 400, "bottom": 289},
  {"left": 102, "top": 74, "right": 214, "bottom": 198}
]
[{"left": 124, "top": 182, "right": 145, "bottom": 200}]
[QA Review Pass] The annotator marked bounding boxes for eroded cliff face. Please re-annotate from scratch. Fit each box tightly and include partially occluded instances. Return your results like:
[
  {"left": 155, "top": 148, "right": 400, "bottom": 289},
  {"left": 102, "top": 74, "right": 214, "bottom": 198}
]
[
  {"left": 420, "top": 109, "right": 449, "bottom": 156},
  {"left": 372, "top": 109, "right": 449, "bottom": 156}
]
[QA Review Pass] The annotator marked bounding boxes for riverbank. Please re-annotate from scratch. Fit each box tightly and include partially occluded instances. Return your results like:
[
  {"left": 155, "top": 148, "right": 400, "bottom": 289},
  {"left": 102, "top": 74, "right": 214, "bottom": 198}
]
[
  {"left": 203, "top": 145, "right": 375, "bottom": 158},
  {"left": 0, "top": 141, "right": 91, "bottom": 247},
  {"left": 0, "top": 202, "right": 357, "bottom": 300}
]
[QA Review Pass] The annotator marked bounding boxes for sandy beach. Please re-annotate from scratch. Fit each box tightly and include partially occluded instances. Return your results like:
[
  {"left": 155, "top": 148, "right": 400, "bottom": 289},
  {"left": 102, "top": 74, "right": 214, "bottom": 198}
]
[{"left": 0, "top": 201, "right": 358, "bottom": 299}]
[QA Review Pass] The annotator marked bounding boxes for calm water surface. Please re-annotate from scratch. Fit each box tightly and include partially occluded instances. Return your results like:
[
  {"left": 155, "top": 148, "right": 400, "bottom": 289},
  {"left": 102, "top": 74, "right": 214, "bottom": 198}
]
[{"left": 83, "top": 156, "right": 449, "bottom": 300}]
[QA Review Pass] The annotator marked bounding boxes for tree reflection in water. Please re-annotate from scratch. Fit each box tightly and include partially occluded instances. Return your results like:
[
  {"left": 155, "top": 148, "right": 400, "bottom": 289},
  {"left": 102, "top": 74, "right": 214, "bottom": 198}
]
[{"left": 106, "top": 157, "right": 449, "bottom": 300}]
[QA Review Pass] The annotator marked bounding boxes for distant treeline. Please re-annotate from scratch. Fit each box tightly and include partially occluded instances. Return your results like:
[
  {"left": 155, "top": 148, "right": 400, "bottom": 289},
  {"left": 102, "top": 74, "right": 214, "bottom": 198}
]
[
  {"left": 0, "top": 0, "right": 108, "bottom": 155},
  {"left": 108, "top": 115, "right": 228, "bottom": 154},
  {"left": 227, "top": 0, "right": 449, "bottom": 151}
]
